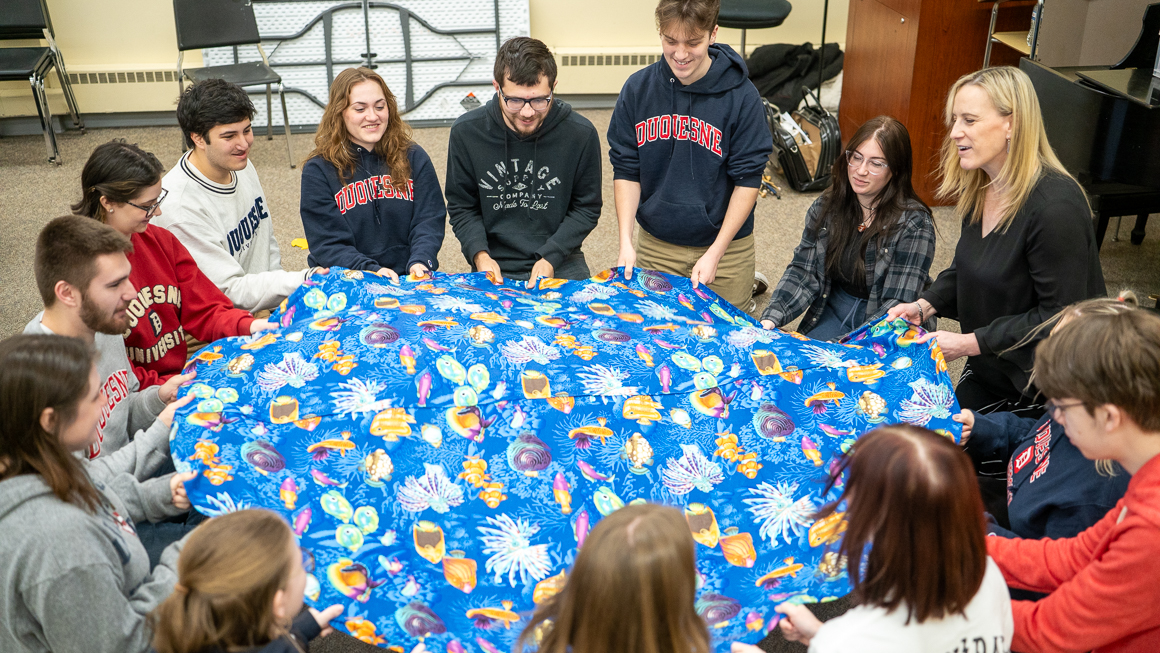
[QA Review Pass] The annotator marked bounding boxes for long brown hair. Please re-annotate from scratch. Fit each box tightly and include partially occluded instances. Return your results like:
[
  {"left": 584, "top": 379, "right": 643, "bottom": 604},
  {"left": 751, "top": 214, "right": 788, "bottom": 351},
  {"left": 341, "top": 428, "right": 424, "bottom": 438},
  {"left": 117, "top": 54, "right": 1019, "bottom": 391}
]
[
  {"left": 516, "top": 503, "right": 710, "bottom": 653},
  {"left": 937, "top": 66, "right": 1083, "bottom": 233},
  {"left": 307, "top": 67, "right": 413, "bottom": 188},
  {"left": 151, "top": 509, "right": 300, "bottom": 653},
  {"left": 0, "top": 334, "right": 103, "bottom": 512},
  {"left": 823, "top": 425, "right": 986, "bottom": 623},
  {"left": 822, "top": 116, "right": 930, "bottom": 281},
  {"left": 72, "top": 139, "right": 164, "bottom": 221}
]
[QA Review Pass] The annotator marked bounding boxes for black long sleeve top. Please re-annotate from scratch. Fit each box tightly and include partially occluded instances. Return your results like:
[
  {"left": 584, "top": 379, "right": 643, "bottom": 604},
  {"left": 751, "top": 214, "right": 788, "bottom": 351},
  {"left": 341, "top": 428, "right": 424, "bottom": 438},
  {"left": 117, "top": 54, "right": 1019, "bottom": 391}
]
[{"left": 922, "top": 170, "right": 1105, "bottom": 400}]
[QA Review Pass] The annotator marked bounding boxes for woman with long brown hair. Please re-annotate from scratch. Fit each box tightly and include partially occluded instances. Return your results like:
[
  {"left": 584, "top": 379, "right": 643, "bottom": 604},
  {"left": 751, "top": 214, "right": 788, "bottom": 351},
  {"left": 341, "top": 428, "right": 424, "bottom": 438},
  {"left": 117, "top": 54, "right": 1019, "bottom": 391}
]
[
  {"left": 0, "top": 334, "right": 191, "bottom": 653},
  {"left": 765, "top": 425, "right": 1013, "bottom": 651},
  {"left": 300, "top": 67, "right": 446, "bottom": 281},
  {"left": 761, "top": 116, "right": 935, "bottom": 341}
]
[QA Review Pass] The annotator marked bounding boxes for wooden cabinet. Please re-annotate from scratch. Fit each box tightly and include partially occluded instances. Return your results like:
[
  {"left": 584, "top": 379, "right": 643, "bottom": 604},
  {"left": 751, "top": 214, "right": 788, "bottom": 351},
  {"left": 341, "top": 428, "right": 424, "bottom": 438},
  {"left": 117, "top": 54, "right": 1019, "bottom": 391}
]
[{"left": 840, "top": 0, "right": 1034, "bottom": 204}]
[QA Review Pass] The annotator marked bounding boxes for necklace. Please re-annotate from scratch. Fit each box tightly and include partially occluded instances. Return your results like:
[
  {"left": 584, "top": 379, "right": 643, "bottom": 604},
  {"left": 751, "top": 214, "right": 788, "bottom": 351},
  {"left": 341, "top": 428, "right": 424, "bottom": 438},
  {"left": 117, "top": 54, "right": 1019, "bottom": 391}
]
[{"left": 857, "top": 203, "right": 875, "bottom": 232}]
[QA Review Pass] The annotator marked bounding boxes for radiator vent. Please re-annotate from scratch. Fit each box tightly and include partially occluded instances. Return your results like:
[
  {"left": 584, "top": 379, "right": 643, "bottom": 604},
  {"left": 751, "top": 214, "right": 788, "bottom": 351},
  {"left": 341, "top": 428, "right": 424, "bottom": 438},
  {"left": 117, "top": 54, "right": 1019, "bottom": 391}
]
[
  {"left": 560, "top": 54, "right": 661, "bottom": 67},
  {"left": 68, "top": 70, "right": 177, "bottom": 85}
]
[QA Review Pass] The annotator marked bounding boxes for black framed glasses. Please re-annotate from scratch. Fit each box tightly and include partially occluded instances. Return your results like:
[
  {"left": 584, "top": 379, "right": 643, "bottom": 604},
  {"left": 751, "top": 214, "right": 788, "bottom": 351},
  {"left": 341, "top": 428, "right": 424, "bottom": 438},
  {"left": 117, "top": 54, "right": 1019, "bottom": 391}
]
[
  {"left": 498, "top": 89, "right": 552, "bottom": 113},
  {"left": 126, "top": 188, "right": 168, "bottom": 219},
  {"left": 1045, "top": 399, "right": 1085, "bottom": 424},
  {"left": 846, "top": 151, "right": 889, "bottom": 176}
]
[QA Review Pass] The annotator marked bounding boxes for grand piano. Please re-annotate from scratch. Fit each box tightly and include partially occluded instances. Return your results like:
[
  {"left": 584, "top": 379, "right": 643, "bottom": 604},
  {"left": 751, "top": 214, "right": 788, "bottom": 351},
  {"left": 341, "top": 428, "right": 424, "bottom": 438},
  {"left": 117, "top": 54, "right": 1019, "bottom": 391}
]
[{"left": 1020, "top": 2, "right": 1160, "bottom": 248}]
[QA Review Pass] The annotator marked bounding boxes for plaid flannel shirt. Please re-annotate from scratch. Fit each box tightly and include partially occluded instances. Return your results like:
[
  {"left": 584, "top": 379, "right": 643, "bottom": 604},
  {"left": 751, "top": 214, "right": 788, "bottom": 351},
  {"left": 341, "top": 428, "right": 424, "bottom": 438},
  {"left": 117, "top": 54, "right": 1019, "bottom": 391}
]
[{"left": 762, "top": 196, "right": 936, "bottom": 333}]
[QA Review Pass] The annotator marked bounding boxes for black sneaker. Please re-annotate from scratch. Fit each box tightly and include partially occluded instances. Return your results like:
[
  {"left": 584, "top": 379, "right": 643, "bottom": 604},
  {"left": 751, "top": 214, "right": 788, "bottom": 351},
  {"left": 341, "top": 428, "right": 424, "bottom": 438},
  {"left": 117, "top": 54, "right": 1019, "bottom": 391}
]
[{"left": 752, "top": 272, "right": 770, "bottom": 297}]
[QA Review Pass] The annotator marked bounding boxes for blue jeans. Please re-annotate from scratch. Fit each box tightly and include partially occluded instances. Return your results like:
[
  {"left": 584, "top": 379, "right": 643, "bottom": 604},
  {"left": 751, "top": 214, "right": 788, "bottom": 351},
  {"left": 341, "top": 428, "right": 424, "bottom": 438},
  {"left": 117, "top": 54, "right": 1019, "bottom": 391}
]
[{"left": 805, "top": 287, "right": 867, "bottom": 342}]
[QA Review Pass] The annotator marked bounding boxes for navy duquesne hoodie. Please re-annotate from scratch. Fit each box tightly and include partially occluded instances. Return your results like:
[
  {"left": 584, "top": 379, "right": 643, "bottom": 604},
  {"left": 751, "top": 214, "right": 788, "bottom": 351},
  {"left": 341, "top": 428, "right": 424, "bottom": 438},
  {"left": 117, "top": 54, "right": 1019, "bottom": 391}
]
[
  {"left": 966, "top": 411, "right": 1130, "bottom": 540},
  {"left": 608, "top": 43, "right": 773, "bottom": 248},
  {"left": 299, "top": 143, "right": 446, "bottom": 274},
  {"left": 445, "top": 96, "right": 602, "bottom": 276}
]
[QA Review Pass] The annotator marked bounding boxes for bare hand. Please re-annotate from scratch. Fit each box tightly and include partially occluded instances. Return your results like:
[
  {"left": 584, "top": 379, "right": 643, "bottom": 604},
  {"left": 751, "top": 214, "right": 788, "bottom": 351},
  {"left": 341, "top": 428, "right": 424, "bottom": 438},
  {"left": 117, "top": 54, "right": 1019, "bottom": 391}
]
[
  {"left": 775, "top": 603, "right": 822, "bottom": 645},
  {"left": 158, "top": 371, "right": 196, "bottom": 404},
  {"left": 307, "top": 267, "right": 330, "bottom": 279},
  {"left": 886, "top": 301, "right": 923, "bottom": 324},
  {"left": 372, "top": 267, "right": 400, "bottom": 284},
  {"left": 690, "top": 250, "right": 722, "bottom": 288},
  {"left": 249, "top": 318, "right": 276, "bottom": 335},
  {"left": 158, "top": 393, "right": 194, "bottom": 429},
  {"left": 526, "top": 258, "right": 555, "bottom": 290},
  {"left": 761, "top": 319, "right": 777, "bottom": 330},
  {"left": 953, "top": 408, "right": 975, "bottom": 445},
  {"left": 617, "top": 244, "right": 637, "bottom": 280},
  {"left": 474, "top": 251, "right": 503, "bottom": 285},
  {"left": 169, "top": 470, "right": 197, "bottom": 510},
  {"left": 309, "top": 604, "right": 344, "bottom": 638},
  {"left": 409, "top": 263, "right": 430, "bottom": 280},
  {"left": 915, "top": 330, "right": 980, "bottom": 362}
]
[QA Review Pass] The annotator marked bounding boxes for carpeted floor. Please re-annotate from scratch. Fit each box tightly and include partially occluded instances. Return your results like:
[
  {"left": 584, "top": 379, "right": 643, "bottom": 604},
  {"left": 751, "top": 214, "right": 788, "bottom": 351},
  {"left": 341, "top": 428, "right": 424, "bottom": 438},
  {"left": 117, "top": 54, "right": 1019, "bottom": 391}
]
[{"left": 1, "top": 111, "right": 1157, "bottom": 652}]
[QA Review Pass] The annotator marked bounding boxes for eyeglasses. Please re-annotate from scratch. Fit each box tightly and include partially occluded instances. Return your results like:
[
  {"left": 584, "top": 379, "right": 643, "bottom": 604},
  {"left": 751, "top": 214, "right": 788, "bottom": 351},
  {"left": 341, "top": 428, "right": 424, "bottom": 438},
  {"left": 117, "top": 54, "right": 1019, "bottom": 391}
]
[
  {"left": 498, "top": 89, "right": 552, "bottom": 113},
  {"left": 846, "top": 151, "right": 889, "bottom": 176},
  {"left": 126, "top": 188, "right": 168, "bottom": 219},
  {"left": 1045, "top": 399, "right": 1085, "bottom": 425}
]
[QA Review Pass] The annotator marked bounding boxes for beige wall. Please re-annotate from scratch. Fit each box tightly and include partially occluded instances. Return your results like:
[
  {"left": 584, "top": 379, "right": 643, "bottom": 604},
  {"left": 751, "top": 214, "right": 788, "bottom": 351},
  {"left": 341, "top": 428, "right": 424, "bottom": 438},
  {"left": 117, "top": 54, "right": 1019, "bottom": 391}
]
[
  {"left": 531, "top": 0, "right": 849, "bottom": 94},
  {"left": 2, "top": 0, "right": 847, "bottom": 117}
]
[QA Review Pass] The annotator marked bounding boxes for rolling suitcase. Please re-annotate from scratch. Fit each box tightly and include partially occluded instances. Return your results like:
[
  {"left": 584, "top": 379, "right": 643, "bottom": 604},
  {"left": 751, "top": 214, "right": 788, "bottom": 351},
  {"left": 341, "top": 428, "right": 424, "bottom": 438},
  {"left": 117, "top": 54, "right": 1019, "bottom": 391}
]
[{"left": 763, "top": 91, "right": 841, "bottom": 192}]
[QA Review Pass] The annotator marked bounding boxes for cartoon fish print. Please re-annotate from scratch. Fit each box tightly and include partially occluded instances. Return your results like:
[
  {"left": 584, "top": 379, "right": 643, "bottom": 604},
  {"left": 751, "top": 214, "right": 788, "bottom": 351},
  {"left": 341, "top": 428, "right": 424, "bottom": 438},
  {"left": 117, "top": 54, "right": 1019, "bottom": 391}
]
[
  {"left": 800, "top": 434, "right": 823, "bottom": 467},
  {"left": 552, "top": 471, "right": 572, "bottom": 514},
  {"left": 279, "top": 477, "right": 299, "bottom": 510}
]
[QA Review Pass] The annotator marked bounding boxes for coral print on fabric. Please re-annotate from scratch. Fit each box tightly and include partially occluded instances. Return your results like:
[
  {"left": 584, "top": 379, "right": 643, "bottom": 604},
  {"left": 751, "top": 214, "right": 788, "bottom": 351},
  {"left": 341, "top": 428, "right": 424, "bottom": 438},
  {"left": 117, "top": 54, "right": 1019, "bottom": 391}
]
[
  {"left": 478, "top": 158, "right": 561, "bottom": 213},
  {"left": 170, "top": 268, "right": 960, "bottom": 652}
]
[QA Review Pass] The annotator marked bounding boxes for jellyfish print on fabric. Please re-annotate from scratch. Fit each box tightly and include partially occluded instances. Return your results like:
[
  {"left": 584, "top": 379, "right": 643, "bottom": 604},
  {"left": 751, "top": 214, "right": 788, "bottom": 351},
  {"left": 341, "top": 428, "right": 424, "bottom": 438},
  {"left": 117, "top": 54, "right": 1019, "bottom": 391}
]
[
  {"left": 478, "top": 514, "right": 552, "bottom": 587},
  {"left": 743, "top": 481, "right": 816, "bottom": 544}
]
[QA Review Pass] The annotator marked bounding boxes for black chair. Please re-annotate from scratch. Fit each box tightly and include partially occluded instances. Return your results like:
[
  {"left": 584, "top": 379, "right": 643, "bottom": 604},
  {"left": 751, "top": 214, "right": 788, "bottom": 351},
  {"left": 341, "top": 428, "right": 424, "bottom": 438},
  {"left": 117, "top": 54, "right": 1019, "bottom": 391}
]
[
  {"left": 173, "top": 0, "right": 294, "bottom": 168},
  {"left": 0, "top": 0, "right": 84, "bottom": 165},
  {"left": 717, "top": 0, "right": 793, "bottom": 58}
]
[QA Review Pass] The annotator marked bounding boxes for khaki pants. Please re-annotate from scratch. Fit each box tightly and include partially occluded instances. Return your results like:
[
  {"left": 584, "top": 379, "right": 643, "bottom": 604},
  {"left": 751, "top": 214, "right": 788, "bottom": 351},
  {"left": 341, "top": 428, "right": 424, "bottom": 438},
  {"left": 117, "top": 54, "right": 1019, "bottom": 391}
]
[{"left": 636, "top": 229, "right": 755, "bottom": 310}]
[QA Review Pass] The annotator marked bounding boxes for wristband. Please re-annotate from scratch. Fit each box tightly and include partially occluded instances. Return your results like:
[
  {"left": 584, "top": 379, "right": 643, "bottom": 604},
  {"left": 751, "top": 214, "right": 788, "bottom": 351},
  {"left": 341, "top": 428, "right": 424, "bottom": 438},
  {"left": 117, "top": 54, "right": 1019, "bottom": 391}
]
[{"left": 915, "top": 301, "right": 924, "bottom": 324}]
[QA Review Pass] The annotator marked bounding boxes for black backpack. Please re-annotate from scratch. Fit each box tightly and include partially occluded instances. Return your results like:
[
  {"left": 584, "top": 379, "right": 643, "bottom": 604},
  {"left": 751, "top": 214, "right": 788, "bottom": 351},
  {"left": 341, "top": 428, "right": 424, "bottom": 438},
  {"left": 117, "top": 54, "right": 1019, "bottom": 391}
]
[{"left": 763, "top": 92, "right": 840, "bottom": 193}]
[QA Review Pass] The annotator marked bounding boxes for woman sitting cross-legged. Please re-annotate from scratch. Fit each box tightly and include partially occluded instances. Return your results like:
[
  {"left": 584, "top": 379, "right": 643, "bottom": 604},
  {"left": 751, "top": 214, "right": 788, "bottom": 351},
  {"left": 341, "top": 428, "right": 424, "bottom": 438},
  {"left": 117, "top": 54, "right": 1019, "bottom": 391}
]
[{"left": 761, "top": 116, "right": 935, "bottom": 341}]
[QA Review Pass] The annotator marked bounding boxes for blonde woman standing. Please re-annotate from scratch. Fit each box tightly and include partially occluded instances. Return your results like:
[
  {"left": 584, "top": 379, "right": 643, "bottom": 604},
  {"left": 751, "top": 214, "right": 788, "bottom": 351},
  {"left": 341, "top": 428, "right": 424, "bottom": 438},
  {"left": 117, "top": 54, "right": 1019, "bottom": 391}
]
[{"left": 888, "top": 66, "right": 1104, "bottom": 414}]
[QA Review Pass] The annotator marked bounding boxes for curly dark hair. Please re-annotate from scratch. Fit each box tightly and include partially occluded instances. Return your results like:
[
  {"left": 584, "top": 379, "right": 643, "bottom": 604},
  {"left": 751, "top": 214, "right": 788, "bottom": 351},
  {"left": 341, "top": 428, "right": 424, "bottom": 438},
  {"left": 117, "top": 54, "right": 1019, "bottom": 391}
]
[
  {"left": 493, "top": 37, "right": 557, "bottom": 88},
  {"left": 176, "top": 79, "right": 256, "bottom": 148}
]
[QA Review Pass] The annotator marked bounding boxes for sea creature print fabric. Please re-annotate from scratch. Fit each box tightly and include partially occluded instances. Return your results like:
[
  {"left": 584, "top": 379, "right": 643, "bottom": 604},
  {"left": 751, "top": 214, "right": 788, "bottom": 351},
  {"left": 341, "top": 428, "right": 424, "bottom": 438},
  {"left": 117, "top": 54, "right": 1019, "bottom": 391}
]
[{"left": 171, "top": 267, "right": 960, "bottom": 652}]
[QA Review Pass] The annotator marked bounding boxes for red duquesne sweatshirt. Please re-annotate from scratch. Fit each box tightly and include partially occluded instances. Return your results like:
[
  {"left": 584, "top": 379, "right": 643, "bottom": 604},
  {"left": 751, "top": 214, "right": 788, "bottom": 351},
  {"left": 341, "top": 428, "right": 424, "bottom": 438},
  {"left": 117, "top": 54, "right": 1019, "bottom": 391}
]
[
  {"left": 988, "top": 453, "right": 1160, "bottom": 653},
  {"left": 123, "top": 224, "right": 253, "bottom": 387}
]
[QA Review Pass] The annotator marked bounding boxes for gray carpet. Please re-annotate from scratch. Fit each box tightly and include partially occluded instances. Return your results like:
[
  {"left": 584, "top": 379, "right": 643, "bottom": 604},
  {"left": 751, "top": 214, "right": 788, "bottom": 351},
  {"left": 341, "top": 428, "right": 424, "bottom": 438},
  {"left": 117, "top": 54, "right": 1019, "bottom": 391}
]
[{"left": 1, "top": 112, "right": 1157, "bottom": 652}]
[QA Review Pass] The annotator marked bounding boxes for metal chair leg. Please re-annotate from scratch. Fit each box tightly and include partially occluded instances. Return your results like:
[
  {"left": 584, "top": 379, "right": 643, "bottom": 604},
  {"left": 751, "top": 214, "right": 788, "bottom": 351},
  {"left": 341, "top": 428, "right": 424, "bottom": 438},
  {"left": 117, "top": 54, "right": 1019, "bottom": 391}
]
[
  {"left": 177, "top": 73, "right": 189, "bottom": 153},
  {"left": 1113, "top": 215, "right": 1123, "bottom": 242},
  {"left": 279, "top": 84, "right": 294, "bottom": 168},
  {"left": 51, "top": 52, "right": 84, "bottom": 131},
  {"left": 266, "top": 83, "right": 274, "bottom": 140},
  {"left": 31, "top": 74, "right": 60, "bottom": 164}
]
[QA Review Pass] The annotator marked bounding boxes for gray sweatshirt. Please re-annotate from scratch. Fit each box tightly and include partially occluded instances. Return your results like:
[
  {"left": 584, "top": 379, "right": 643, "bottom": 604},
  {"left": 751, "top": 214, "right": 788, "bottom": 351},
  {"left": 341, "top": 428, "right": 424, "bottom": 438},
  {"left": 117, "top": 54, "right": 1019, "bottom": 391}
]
[
  {"left": 0, "top": 472, "right": 184, "bottom": 653},
  {"left": 24, "top": 314, "right": 166, "bottom": 460}
]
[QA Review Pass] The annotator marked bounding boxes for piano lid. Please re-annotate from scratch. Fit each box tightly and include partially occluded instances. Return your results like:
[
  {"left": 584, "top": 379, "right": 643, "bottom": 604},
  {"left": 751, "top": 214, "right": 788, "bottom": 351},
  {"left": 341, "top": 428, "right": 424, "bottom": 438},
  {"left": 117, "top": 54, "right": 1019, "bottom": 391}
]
[{"left": 1077, "top": 68, "right": 1160, "bottom": 109}]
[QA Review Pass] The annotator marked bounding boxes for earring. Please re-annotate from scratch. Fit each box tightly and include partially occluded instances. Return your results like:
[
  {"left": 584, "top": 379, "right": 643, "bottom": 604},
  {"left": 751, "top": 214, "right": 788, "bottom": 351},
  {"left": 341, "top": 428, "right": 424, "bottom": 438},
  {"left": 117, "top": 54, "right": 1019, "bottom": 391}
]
[{"left": 1006, "top": 137, "right": 1010, "bottom": 153}]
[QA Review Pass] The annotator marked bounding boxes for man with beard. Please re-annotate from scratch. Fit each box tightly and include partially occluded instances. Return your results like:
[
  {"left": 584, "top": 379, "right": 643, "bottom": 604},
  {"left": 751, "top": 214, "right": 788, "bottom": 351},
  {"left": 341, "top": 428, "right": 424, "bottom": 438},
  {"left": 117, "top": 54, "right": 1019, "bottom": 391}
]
[
  {"left": 24, "top": 216, "right": 190, "bottom": 461},
  {"left": 446, "top": 37, "right": 601, "bottom": 287}
]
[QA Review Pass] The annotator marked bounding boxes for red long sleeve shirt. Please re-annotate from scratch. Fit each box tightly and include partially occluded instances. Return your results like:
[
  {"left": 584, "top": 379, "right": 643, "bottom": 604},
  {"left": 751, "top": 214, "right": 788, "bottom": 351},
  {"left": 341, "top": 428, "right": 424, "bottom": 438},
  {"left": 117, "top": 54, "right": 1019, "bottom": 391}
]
[
  {"left": 988, "top": 453, "right": 1160, "bottom": 653},
  {"left": 123, "top": 224, "right": 254, "bottom": 387}
]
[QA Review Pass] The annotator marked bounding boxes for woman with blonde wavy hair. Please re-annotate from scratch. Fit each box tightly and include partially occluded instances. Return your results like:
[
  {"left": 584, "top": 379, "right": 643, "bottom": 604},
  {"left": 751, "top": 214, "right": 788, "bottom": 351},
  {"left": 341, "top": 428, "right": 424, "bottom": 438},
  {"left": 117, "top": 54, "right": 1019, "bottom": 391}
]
[
  {"left": 888, "top": 66, "right": 1104, "bottom": 414},
  {"left": 300, "top": 67, "right": 446, "bottom": 281}
]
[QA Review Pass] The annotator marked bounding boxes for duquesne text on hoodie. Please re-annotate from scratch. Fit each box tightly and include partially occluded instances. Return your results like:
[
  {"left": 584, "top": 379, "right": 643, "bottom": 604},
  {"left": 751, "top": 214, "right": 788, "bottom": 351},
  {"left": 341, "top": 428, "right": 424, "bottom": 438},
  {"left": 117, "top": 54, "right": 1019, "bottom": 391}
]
[
  {"left": 635, "top": 114, "right": 723, "bottom": 156},
  {"left": 334, "top": 175, "right": 416, "bottom": 214}
]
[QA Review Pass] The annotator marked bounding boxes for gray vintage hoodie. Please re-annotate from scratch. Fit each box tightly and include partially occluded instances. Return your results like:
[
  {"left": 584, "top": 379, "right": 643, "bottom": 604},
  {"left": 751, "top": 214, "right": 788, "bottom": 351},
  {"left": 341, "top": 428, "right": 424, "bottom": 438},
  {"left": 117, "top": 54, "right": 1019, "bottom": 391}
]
[
  {"left": 24, "top": 314, "right": 166, "bottom": 460},
  {"left": 0, "top": 470, "right": 185, "bottom": 653}
]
